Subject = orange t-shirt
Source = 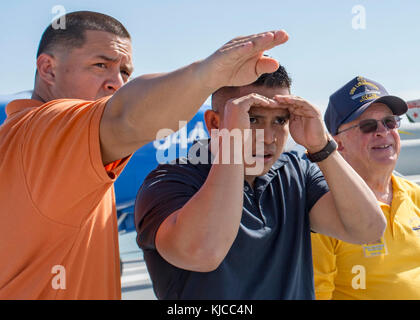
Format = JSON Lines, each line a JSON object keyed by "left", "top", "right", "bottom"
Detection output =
{"left": 0, "top": 97, "right": 130, "bottom": 299}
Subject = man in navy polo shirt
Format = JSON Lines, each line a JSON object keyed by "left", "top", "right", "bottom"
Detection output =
{"left": 134, "top": 66, "right": 386, "bottom": 299}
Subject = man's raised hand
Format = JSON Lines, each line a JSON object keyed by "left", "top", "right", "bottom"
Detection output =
{"left": 221, "top": 93, "right": 280, "bottom": 131}
{"left": 199, "top": 30, "right": 289, "bottom": 91}
{"left": 274, "top": 95, "right": 329, "bottom": 153}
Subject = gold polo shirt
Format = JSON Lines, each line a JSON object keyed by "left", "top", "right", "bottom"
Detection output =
{"left": 311, "top": 175, "right": 420, "bottom": 300}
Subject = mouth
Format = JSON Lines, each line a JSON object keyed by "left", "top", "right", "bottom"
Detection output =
{"left": 253, "top": 152, "right": 274, "bottom": 163}
{"left": 371, "top": 144, "right": 392, "bottom": 150}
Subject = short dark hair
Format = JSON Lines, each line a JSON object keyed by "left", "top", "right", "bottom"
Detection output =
{"left": 252, "top": 64, "right": 292, "bottom": 89}
{"left": 36, "top": 11, "right": 130, "bottom": 57}
{"left": 211, "top": 64, "right": 292, "bottom": 111}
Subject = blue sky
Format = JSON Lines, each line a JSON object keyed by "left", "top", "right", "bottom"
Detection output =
{"left": 0, "top": 0, "right": 419, "bottom": 112}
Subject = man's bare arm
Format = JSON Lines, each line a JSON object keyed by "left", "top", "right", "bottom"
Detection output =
{"left": 100, "top": 30, "right": 289, "bottom": 165}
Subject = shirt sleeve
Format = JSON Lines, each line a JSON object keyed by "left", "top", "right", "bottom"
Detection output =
{"left": 21, "top": 97, "right": 130, "bottom": 227}
{"left": 311, "top": 233, "right": 338, "bottom": 300}
{"left": 135, "top": 164, "right": 202, "bottom": 251}
{"left": 303, "top": 159, "right": 330, "bottom": 212}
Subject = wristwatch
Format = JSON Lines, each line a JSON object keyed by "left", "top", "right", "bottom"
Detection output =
{"left": 306, "top": 139, "right": 338, "bottom": 162}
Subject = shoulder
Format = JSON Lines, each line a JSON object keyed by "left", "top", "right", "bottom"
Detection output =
{"left": 274, "top": 151, "right": 318, "bottom": 175}
{"left": 393, "top": 175, "right": 420, "bottom": 193}
{"left": 143, "top": 139, "right": 213, "bottom": 188}
{"left": 34, "top": 97, "right": 111, "bottom": 117}
{"left": 393, "top": 175, "right": 420, "bottom": 202}
{"left": 135, "top": 159, "right": 209, "bottom": 226}
{"left": 141, "top": 158, "right": 211, "bottom": 193}
{"left": 7, "top": 97, "right": 111, "bottom": 135}
{"left": 272, "top": 152, "right": 329, "bottom": 203}
{"left": 20, "top": 97, "right": 112, "bottom": 143}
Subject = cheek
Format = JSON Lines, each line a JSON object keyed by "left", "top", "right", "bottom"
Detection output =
{"left": 58, "top": 68, "right": 87, "bottom": 88}
{"left": 359, "top": 137, "right": 371, "bottom": 151}
{"left": 75, "top": 72, "right": 105, "bottom": 91}
{"left": 276, "top": 125, "right": 289, "bottom": 141}
{"left": 392, "top": 131, "right": 401, "bottom": 152}
{"left": 61, "top": 74, "right": 103, "bottom": 100}
{"left": 341, "top": 136, "right": 367, "bottom": 157}
{"left": 273, "top": 128, "right": 288, "bottom": 153}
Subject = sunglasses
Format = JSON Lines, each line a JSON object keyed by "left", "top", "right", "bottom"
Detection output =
{"left": 337, "top": 115, "right": 401, "bottom": 134}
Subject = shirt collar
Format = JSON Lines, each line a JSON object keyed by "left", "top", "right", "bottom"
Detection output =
{"left": 387, "top": 174, "right": 413, "bottom": 218}
{"left": 253, "top": 155, "right": 289, "bottom": 188}
{"left": 189, "top": 139, "right": 290, "bottom": 190}
{"left": 390, "top": 174, "right": 408, "bottom": 202}
{"left": 391, "top": 174, "right": 405, "bottom": 194}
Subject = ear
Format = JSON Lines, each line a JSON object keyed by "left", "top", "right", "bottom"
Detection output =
{"left": 204, "top": 109, "right": 220, "bottom": 133}
{"left": 36, "top": 53, "right": 56, "bottom": 86}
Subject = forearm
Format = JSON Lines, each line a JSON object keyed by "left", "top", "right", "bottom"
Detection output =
{"left": 110, "top": 61, "right": 212, "bottom": 140}
{"left": 100, "top": 61, "right": 214, "bottom": 164}
{"left": 317, "top": 151, "right": 386, "bottom": 242}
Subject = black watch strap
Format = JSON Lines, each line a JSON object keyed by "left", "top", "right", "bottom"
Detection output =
{"left": 306, "top": 139, "right": 338, "bottom": 162}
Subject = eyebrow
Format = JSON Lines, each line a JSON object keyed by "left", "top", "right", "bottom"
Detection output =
{"left": 94, "top": 55, "right": 134, "bottom": 74}
{"left": 95, "top": 54, "right": 118, "bottom": 62}
{"left": 249, "top": 113, "right": 289, "bottom": 119}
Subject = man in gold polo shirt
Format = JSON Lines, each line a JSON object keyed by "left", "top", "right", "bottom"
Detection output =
{"left": 311, "top": 76, "right": 420, "bottom": 300}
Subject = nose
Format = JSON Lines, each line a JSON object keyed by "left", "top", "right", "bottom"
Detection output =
{"left": 263, "top": 126, "right": 277, "bottom": 145}
{"left": 375, "top": 119, "right": 389, "bottom": 136}
{"left": 104, "top": 72, "right": 125, "bottom": 94}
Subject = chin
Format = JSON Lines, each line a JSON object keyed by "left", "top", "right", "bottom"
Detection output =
{"left": 245, "top": 164, "right": 271, "bottom": 178}
{"left": 370, "top": 157, "right": 398, "bottom": 170}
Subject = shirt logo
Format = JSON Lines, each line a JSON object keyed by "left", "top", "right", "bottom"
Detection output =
{"left": 409, "top": 217, "right": 420, "bottom": 237}
{"left": 362, "top": 237, "right": 388, "bottom": 258}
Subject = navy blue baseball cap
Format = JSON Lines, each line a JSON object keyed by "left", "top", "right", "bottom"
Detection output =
{"left": 325, "top": 76, "right": 408, "bottom": 135}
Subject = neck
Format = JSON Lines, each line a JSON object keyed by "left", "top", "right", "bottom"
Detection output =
{"left": 31, "top": 91, "right": 46, "bottom": 103}
{"left": 363, "top": 173, "right": 393, "bottom": 205}
{"left": 32, "top": 78, "right": 53, "bottom": 103}
{"left": 244, "top": 175, "right": 256, "bottom": 188}
{"left": 343, "top": 155, "right": 395, "bottom": 205}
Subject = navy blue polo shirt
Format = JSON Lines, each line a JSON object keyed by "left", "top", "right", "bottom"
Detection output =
{"left": 135, "top": 141, "right": 329, "bottom": 299}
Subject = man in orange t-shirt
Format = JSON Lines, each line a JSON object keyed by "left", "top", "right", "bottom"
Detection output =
{"left": 0, "top": 11, "right": 289, "bottom": 299}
